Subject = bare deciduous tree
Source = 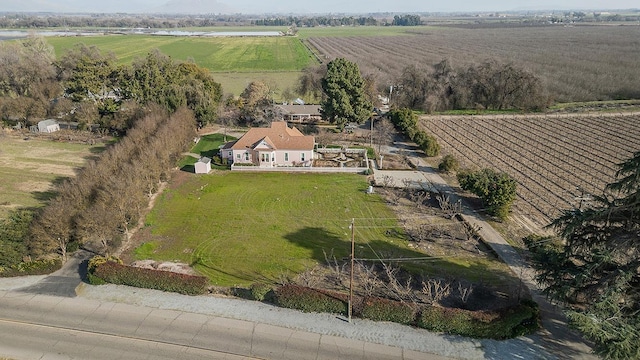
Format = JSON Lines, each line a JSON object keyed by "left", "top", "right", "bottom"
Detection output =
{"left": 458, "top": 283, "right": 474, "bottom": 305}
{"left": 421, "top": 278, "right": 451, "bottom": 304}
{"left": 436, "top": 194, "right": 462, "bottom": 219}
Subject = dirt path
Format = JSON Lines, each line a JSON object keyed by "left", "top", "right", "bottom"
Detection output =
{"left": 114, "top": 181, "right": 167, "bottom": 257}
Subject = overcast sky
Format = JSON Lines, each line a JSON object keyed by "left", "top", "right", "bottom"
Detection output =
{"left": 232, "top": 0, "right": 638, "bottom": 13}
{"left": 3, "top": 0, "right": 638, "bottom": 14}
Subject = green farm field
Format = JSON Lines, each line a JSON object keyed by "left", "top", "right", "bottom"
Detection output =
{"left": 48, "top": 35, "right": 314, "bottom": 71}
{"left": 134, "top": 172, "right": 515, "bottom": 287}
{"left": 44, "top": 26, "right": 418, "bottom": 96}
{"left": 47, "top": 35, "right": 316, "bottom": 96}
{"left": 0, "top": 135, "right": 104, "bottom": 219}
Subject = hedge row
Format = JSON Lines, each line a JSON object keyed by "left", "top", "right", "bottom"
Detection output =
{"left": 91, "top": 260, "right": 208, "bottom": 295}
{"left": 387, "top": 107, "right": 440, "bottom": 157}
{"left": 417, "top": 299, "right": 539, "bottom": 339}
{"left": 273, "top": 284, "right": 539, "bottom": 339}
{"left": 0, "top": 258, "right": 61, "bottom": 277}
{"left": 361, "top": 296, "right": 416, "bottom": 325}
{"left": 274, "top": 284, "right": 348, "bottom": 314}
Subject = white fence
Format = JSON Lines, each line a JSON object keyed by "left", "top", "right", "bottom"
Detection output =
{"left": 230, "top": 165, "right": 369, "bottom": 173}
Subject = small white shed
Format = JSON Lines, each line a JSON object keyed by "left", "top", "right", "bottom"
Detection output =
{"left": 194, "top": 157, "right": 211, "bottom": 174}
{"left": 37, "top": 119, "right": 60, "bottom": 133}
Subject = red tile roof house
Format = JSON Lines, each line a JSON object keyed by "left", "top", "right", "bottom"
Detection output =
{"left": 221, "top": 122, "right": 315, "bottom": 169}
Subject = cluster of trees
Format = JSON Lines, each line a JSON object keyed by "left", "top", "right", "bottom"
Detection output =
{"left": 533, "top": 151, "right": 640, "bottom": 359}
{"left": 254, "top": 16, "right": 380, "bottom": 27}
{"left": 27, "top": 107, "right": 196, "bottom": 258}
{"left": 0, "top": 14, "right": 253, "bottom": 29}
{"left": 254, "top": 14, "right": 422, "bottom": 27}
{"left": 215, "top": 80, "right": 289, "bottom": 129}
{"left": 0, "top": 13, "right": 427, "bottom": 30}
{"left": 457, "top": 168, "right": 517, "bottom": 220}
{"left": 391, "top": 15, "right": 422, "bottom": 26}
{"left": 0, "top": 37, "right": 60, "bottom": 124}
{"left": 0, "top": 38, "right": 222, "bottom": 131}
{"left": 298, "top": 57, "right": 548, "bottom": 126}
{"left": 393, "top": 59, "right": 549, "bottom": 113}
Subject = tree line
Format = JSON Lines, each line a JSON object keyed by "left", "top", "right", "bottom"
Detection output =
{"left": 27, "top": 106, "right": 196, "bottom": 259}
{"left": 1, "top": 12, "right": 638, "bottom": 30}
{"left": 0, "top": 38, "right": 222, "bottom": 131}
{"left": 393, "top": 59, "right": 549, "bottom": 113}
{"left": 0, "top": 14, "right": 255, "bottom": 29}
{"left": 253, "top": 16, "right": 380, "bottom": 27}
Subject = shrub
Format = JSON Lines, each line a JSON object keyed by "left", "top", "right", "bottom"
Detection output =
{"left": 87, "top": 255, "right": 123, "bottom": 274}
{"left": 249, "top": 282, "right": 273, "bottom": 302}
{"left": 417, "top": 306, "right": 475, "bottom": 334}
{"left": 438, "top": 155, "right": 459, "bottom": 173}
{"left": 480, "top": 299, "right": 540, "bottom": 339}
{"left": 0, "top": 258, "right": 61, "bottom": 277}
{"left": 388, "top": 108, "right": 417, "bottom": 132}
{"left": 457, "top": 168, "right": 517, "bottom": 220}
{"left": 273, "top": 284, "right": 347, "bottom": 315}
{"left": 361, "top": 297, "right": 416, "bottom": 325}
{"left": 416, "top": 300, "right": 539, "bottom": 339}
{"left": 92, "top": 261, "right": 208, "bottom": 295}
{"left": 87, "top": 255, "right": 123, "bottom": 285}
{"left": 418, "top": 134, "right": 440, "bottom": 157}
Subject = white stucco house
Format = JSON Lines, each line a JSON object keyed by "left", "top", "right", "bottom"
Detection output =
{"left": 37, "top": 119, "right": 60, "bottom": 133}
{"left": 194, "top": 157, "right": 211, "bottom": 174}
{"left": 221, "top": 122, "right": 315, "bottom": 168}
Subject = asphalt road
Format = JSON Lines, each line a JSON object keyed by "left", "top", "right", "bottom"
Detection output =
{"left": 0, "top": 290, "right": 445, "bottom": 360}
{"left": 0, "top": 318, "right": 256, "bottom": 360}
{"left": 16, "top": 250, "right": 91, "bottom": 298}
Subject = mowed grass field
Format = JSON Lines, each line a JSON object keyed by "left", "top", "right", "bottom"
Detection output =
{"left": 136, "top": 172, "right": 516, "bottom": 287}
{"left": 46, "top": 35, "right": 316, "bottom": 96}
{"left": 44, "top": 26, "right": 417, "bottom": 96}
{"left": 0, "top": 135, "right": 104, "bottom": 219}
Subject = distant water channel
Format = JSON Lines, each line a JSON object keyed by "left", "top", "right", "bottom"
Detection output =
{"left": 0, "top": 29, "right": 283, "bottom": 40}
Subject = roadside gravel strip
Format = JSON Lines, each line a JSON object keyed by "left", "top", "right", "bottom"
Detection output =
{"left": 68, "top": 283, "right": 554, "bottom": 360}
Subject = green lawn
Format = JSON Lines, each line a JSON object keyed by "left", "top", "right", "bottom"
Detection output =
{"left": 140, "top": 172, "right": 399, "bottom": 285}
{"left": 192, "top": 133, "right": 228, "bottom": 154}
{"left": 138, "top": 172, "right": 516, "bottom": 287}
{"left": 179, "top": 133, "right": 236, "bottom": 171}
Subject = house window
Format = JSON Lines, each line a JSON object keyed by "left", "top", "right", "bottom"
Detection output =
{"left": 245, "top": 153, "right": 249, "bottom": 161}
{"left": 285, "top": 153, "right": 288, "bottom": 161}
{"left": 301, "top": 153, "right": 305, "bottom": 161}
{"left": 236, "top": 153, "right": 240, "bottom": 159}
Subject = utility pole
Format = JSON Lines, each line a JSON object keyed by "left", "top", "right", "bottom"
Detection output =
{"left": 370, "top": 117, "right": 374, "bottom": 148}
{"left": 348, "top": 218, "right": 355, "bottom": 323}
